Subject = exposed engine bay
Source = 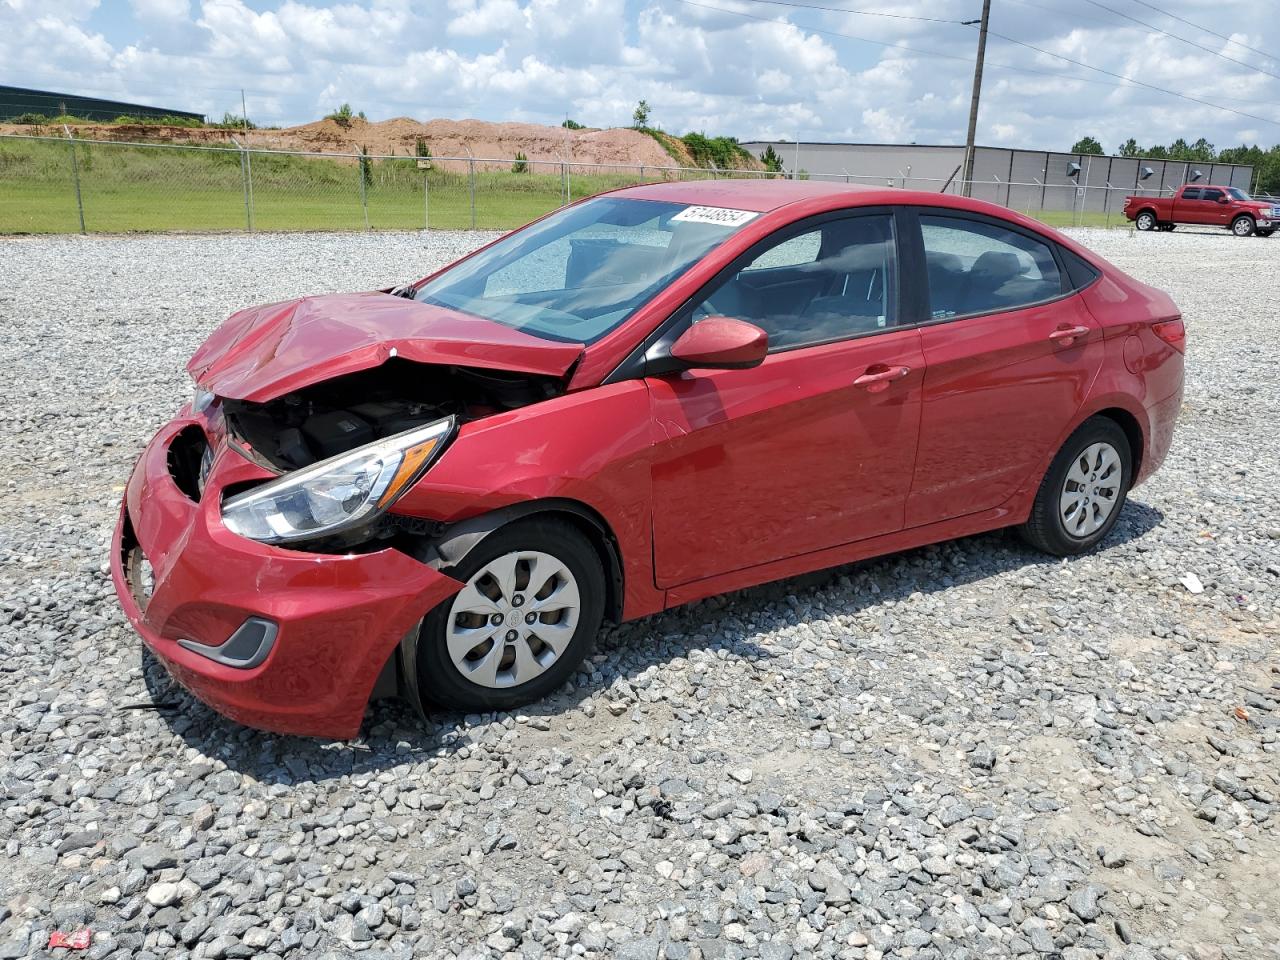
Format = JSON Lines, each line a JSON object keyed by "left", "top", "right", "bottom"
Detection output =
{"left": 222, "top": 358, "right": 563, "bottom": 471}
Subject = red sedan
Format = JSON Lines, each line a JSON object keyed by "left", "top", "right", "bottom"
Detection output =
{"left": 112, "top": 180, "right": 1185, "bottom": 737}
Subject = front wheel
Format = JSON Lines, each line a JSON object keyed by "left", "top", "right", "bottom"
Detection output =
{"left": 416, "top": 518, "right": 604, "bottom": 711}
{"left": 1020, "top": 417, "right": 1132, "bottom": 557}
{"left": 1232, "top": 215, "right": 1256, "bottom": 237}
{"left": 1134, "top": 211, "right": 1156, "bottom": 231}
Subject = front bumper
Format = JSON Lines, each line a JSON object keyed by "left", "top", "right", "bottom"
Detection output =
{"left": 110, "top": 414, "right": 464, "bottom": 738}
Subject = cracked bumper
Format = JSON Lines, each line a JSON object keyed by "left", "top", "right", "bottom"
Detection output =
{"left": 109, "top": 415, "right": 463, "bottom": 738}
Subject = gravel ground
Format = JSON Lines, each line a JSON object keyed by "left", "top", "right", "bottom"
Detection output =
{"left": 0, "top": 226, "right": 1277, "bottom": 960}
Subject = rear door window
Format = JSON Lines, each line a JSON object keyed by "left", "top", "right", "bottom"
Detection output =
{"left": 918, "top": 215, "right": 1063, "bottom": 320}
{"left": 1181, "top": 188, "right": 1202, "bottom": 200}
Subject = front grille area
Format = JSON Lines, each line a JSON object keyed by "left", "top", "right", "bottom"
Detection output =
{"left": 167, "top": 426, "right": 209, "bottom": 501}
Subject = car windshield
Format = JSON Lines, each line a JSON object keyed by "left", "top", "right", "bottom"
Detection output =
{"left": 413, "top": 197, "right": 754, "bottom": 343}
{"left": 1229, "top": 188, "right": 1252, "bottom": 201}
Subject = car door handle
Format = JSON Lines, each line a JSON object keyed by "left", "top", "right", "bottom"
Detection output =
{"left": 1048, "top": 325, "right": 1090, "bottom": 346}
{"left": 854, "top": 365, "right": 911, "bottom": 393}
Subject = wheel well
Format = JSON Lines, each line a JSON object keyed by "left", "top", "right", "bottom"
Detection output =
{"left": 535, "top": 507, "right": 625, "bottom": 625}
{"left": 1136, "top": 207, "right": 1157, "bottom": 219}
{"left": 424, "top": 499, "right": 625, "bottom": 624}
{"left": 1094, "top": 408, "right": 1144, "bottom": 478}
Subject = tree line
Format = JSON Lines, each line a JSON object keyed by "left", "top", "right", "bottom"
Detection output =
{"left": 1071, "top": 136, "right": 1279, "bottom": 193}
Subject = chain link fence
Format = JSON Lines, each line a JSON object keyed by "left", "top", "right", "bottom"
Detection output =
{"left": 1, "top": 132, "right": 1161, "bottom": 235}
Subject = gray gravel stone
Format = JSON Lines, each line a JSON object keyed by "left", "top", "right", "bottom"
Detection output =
{"left": 1, "top": 227, "right": 1277, "bottom": 959}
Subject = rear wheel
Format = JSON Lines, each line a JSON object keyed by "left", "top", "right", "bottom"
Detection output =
{"left": 1232, "top": 215, "right": 1256, "bottom": 237}
{"left": 1134, "top": 210, "right": 1157, "bottom": 232}
{"left": 1020, "top": 417, "right": 1132, "bottom": 557}
{"left": 416, "top": 518, "right": 604, "bottom": 711}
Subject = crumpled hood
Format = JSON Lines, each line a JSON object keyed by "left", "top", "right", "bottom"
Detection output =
{"left": 188, "top": 292, "right": 584, "bottom": 402}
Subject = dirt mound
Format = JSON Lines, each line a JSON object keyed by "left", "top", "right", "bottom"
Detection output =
{"left": 0, "top": 116, "right": 757, "bottom": 173}
{"left": 260, "top": 116, "right": 686, "bottom": 171}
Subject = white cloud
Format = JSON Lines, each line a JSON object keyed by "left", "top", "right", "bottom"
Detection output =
{"left": 130, "top": 0, "right": 189, "bottom": 20}
{"left": 1, "top": 0, "right": 1276, "bottom": 158}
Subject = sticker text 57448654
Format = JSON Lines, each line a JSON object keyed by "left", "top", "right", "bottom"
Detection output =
{"left": 670, "top": 206, "right": 760, "bottom": 227}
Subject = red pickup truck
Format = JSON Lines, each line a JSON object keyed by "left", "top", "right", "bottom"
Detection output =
{"left": 1123, "top": 185, "right": 1278, "bottom": 237}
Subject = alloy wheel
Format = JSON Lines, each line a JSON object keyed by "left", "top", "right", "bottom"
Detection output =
{"left": 445, "top": 550, "right": 581, "bottom": 689}
{"left": 1059, "top": 441, "right": 1122, "bottom": 538}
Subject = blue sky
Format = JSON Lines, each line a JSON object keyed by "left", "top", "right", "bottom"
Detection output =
{"left": 3, "top": 0, "right": 1277, "bottom": 151}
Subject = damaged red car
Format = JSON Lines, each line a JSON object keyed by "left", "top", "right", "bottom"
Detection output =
{"left": 112, "top": 180, "right": 1185, "bottom": 737}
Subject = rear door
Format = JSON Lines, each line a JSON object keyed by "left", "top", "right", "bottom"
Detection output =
{"left": 1174, "top": 187, "right": 1210, "bottom": 224}
{"left": 646, "top": 210, "right": 925, "bottom": 587}
{"left": 903, "top": 209, "right": 1104, "bottom": 528}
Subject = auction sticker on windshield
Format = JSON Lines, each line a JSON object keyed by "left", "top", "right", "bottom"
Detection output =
{"left": 670, "top": 205, "right": 760, "bottom": 227}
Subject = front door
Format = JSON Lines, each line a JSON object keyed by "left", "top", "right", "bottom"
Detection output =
{"left": 1197, "top": 187, "right": 1230, "bottom": 225}
{"left": 905, "top": 210, "right": 1105, "bottom": 528}
{"left": 647, "top": 212, "right": 926, "bottom": 588}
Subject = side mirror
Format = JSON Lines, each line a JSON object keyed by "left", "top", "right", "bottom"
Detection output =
{"left": 668, "top": 317, "right": 768, "bottom": 370}
{"left": 1218, "top": 196, "right": 1230, "bottom": 204}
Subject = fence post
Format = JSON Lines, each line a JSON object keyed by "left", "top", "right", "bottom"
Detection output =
{"left": 246, "top": 148, "right": 255, "bottom": 231}
{"left": 63, "top": 125, "right": 86, "bottom": 234}
{"left": 561, "top": 160, "right": 569, "bottom": 206}
{"left": 358, "top": 148, "right": 370, "bottom": 230}
{"left": 468, "top": 157, "right": 477, "bottom": 229}
{"left": 423, "top": 172, "right": 430, "bottom": 231}
{"left": 232, "top": 137, "right": 252, "bottom": 232}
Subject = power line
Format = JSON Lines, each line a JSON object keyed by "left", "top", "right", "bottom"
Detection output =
{"left": 679, "top": 0, "right": 1280, "bottom": 124}
{"left": 996, "top": 0, "right": 1280, "bottom": 107}
{"left": 1079, "top": 0, "right": 1280, "bottom": 84}
{"left": 1124, "top": 0, "right": 1273, "bottom": 63}
{"left": 977, "top": 24, "right": 1280, "bottom": 128}
{"left": 732, "top": 0, "right": 969, "bottom": 24}
{"left": 676, "top": 0, "right": 1144, "bottom": 89}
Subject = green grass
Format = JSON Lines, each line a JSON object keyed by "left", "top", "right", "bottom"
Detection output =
{"left": 0, "top": 136, "right": 1135, "bottom": 234}
{"left": 1018, "top": 209, "right": 1128, "bottom": 229}
{"left": 0, "top": 137, "right": 661, "bottom": 234}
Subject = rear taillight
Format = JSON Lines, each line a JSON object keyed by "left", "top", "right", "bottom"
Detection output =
{"left": 1152, "top": 318, "right": 1185, "bottom": 353}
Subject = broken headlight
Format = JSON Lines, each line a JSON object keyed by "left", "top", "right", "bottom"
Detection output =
{"left": 192, "top": 384, "right": 217, "bottom": 416}
{"left": 220, "top": 418, "right": 454, "bottom": 544}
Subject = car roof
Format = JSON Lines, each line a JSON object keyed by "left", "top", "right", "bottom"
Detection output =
{"left": 615, "top": 178, "right": 895, "bottom": 213}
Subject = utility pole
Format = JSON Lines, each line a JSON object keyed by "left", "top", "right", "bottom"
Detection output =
{"left": 962, "top": 0, "right": 991, "bottom": 197}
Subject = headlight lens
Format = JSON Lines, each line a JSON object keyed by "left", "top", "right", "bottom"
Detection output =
{"left": 192, "top": 384, "right": 216, "bottom": 416}
{"left": 220, "top": 417, "right": 454, "bottom": 544}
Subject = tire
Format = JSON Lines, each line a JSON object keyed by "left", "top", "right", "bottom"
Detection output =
{"left": 1134, "top": 210, "right": 1156, "bottom": 232}
{"left": 416, "top": 517, "right": 604, "bottom": 711}
{"left": 1231, "top": 215, "right": 1256, "bottom": 237}
{"left": 1019, "top": 417, "right": 1132, "bottom": 557}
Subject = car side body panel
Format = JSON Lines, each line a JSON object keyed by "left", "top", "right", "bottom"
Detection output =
{"left": 647, "top": 328, "right": 926, "bottom": 587}
{"left": 390, "top": 380, "right": 667, "bottom": 620}
{"left": 906, "top": 294, "right": 1104, "bottom": 528}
